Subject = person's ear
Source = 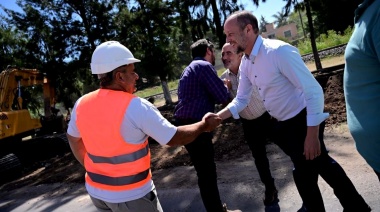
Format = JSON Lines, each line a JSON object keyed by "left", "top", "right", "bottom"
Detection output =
{"left": 246, "top": 24, "right": 252, "bottom": 34}
{"left": 115, "top": 71, "right": 124, "bottom": 82}
{"left": 206, "top": 48, "right": 212, "bottom": 56}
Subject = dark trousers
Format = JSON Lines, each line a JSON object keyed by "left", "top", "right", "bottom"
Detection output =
{"left": 241, "top": 112, "right": 275, "bottom": 189}
{"left": 176, "top": 118, "right": 223, "bottom": 212}
{"left": 273, "top": 109, "right": 370, "bottom": 212}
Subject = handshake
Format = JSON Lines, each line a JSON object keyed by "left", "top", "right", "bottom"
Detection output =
{"left": 201, "top": 112, "right": 223, "bottom": 132}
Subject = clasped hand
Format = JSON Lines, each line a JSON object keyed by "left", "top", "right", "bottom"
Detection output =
{"left": 202, "top": 112, "right": 222, "bottom": 132}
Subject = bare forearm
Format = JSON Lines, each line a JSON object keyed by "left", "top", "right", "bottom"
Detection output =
{"left": 67, "top": 134, "right": 86, "bottom": 166}
{"left": 217, "top": 107, "right": 232, "bottom": 120}
{"left": 306, "top": 125, "right": 319, "bottom": 139}
{"left": 304, "top": 125, "right": 321, "bottom": 160}
{"left": 167, "top": 113, "right": 222, "bottom": 146}
{"left": 167, "top": 122, "right": 206, "bottom": 146}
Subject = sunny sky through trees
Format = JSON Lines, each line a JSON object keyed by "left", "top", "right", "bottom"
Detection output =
{"left": 0, "top": 0, "right": 289, "bottom": 24}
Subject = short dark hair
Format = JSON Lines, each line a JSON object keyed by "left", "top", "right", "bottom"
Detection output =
{"left": 99, "top": 65, "right": 128, "bottom": 88}
{"left": 230, "top": 10, "right": 259, "bottom": 34}
{"left": 190, "top": 38, "right": 214, "bottom": 59}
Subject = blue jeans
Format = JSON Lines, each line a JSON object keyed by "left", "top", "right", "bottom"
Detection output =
{"left": 273, "top": 109, "right": 370, "bottom": 212}
{"left": 176, "top": 118, "right": 223, "bottom": 212}
{"left": 241, "top": 112, "right": 275, "bottom": 189}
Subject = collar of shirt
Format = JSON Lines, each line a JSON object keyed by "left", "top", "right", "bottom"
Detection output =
{"left": 354, "top": 0, "right": 374, "bottom": 22}
{"left": 226, "top": 69, "right": 238, "bottom": 77}
{"left": 243, "top": 35, "right": 263, "bottom": 64}
{"left": 193, "top": 57, "right": 206, "bottom": 61}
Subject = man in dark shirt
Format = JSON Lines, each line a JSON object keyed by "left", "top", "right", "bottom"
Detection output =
{"left": 174, "top": 39, "right": 239, "bottom": 212}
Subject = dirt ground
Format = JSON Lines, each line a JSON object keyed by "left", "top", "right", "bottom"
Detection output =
{"left": 0, "top": 72, "right": 348, "bottom": 196}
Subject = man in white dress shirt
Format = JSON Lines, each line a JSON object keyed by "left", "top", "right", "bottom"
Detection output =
{"left": 217, "top": 11, "right": 371, "bottom": 212}
{"left": 220, "top": 42, "right": 278, "bottom": 206}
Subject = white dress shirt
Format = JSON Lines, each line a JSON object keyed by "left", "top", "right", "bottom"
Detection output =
{"left": 226, "top": 35, "right": 329, "bottom": 126}
{"left": 220, "top": 69, "right": 266, "bottom": 119}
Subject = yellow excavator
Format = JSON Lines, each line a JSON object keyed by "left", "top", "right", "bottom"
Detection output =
{"left": 0, "top": 66, "right": 67, "bottom": 181}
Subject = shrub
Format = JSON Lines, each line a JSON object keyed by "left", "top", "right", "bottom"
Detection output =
{"left": 296, "top": 26, "right": 353, "bottom": 55}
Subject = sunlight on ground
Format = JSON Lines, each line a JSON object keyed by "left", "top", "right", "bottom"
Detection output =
{"left": 306, "top": 55, "right": 345, "bottom": 71}
{"left": 154, "top": 95, "right": 178, "bottom": 107}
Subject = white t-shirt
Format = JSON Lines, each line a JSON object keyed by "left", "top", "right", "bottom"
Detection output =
{"left": 67, "top": 96, "right": 177, "bottom": 203}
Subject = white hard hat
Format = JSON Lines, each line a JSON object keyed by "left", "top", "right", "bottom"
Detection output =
{"left": 90, "top": 41, "right": 141, "bottom": 74}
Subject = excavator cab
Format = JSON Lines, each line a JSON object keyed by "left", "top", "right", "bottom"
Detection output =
{"left": 0, "top": 67, "right": 65, "bottom": 148}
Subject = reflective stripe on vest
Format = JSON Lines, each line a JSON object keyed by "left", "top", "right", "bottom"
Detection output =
{"left": 76, "top": 89, "right": 152, "bottom": 191}
{"left": 87, "top": 168, "right": 149, "bottom": 186}
{"left": 88, "top": 145, "right": 149, "bottom": 164}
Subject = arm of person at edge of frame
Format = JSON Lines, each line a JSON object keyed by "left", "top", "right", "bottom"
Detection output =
{"left": 167, "top": 112, "right": 221, "bottom": 146}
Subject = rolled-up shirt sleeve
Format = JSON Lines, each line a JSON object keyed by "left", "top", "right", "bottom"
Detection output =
{"left": 276, "top": 45, "right": 329, "bottom": 126}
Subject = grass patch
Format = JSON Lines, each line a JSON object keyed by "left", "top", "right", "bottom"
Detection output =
{"left": 135, "top": 81, "right": 179, "bottom": 98}
{"left": 305, "top": 55, "right": 345, "bottom": 71}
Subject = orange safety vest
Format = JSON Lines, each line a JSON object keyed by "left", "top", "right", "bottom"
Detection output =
{"left": 76, "top": 89, "right": 151, "bottom": 191}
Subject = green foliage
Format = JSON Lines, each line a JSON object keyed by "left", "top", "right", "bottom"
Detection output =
{"left": 296, "top": 26, "right": 353, "bottom": 55}
{"left": 138, "top": 26, "right": 353, "bottom": 98}
{"left": 309, "top": 0, "right": 362, "bottom": 36}
{"left": 0, "top": 25, "right": 28, "bottom": 69}
{"left": 259, "top": 15, "right": 269, "bottom": 33}
{"left": 288, "top": 8, "right": 308, "bottom": 39}
{"left": 0, "top": 0, "right": 357, "bottom": 106}
{"left": 272, "top": 11, "right": 288, "bottom": 27}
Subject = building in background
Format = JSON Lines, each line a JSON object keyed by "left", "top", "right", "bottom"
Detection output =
{"left": 261, "top": 23, "right": 298, "bottom": 41}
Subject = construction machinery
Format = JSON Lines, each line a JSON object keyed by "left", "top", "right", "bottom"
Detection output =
{"left": 0, "top": 66, "right": 67, "bottom": 181}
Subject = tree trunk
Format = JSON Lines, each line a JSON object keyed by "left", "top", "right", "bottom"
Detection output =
{"left": 161, "top": 80, "right": 173, "bottom": 105}
{"left": 209, "top": 0, "right": 225, "bottom": 48}
{"left": 298, "top": 9, "right": 307, "bottom": 38}
{"left": 305, "top": 0, "right": 322, "bottom": 71}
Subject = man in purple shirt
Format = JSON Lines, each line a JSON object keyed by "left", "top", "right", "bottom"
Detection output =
{"left": 174, "top": 39, "right": 239, "bottom": 212}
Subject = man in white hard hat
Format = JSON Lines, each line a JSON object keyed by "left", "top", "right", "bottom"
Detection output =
{"left": 66, "top": 41, "right": 222, "bottom": 212}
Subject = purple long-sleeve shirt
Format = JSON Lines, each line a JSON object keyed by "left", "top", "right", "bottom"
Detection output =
{"left": 174, "top": 58, "right": 230, "bottom": 121}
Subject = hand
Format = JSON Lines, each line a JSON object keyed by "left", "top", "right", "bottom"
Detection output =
{"left": 202, "top": 112, "right": 222, "bottom": 132}
{"left": 223, "top": 78, "right": 232, "bottom": 90}
{"left": 303, "top": 126, "right": 321, "bottom": 160}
